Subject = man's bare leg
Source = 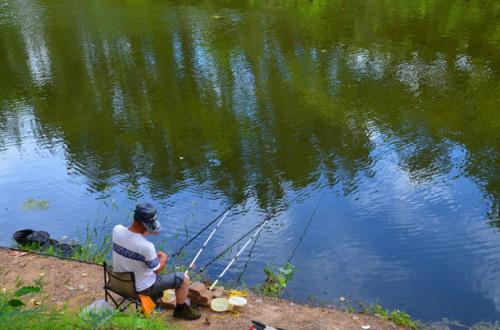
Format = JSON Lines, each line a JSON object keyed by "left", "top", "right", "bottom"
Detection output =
{"left": 175, "top": 273, "right": 190, "bottom": 304}
{"left": 173, "top": 273, "right": 201, "bottom": 320}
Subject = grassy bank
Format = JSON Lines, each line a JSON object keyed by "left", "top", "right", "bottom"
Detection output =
{"left": 1, "top": 247, "right": 403, "bottom": 330}
{"left": 0, "top": 278, "right": 171, "bottom": 330}
{"left": 14, "top": 240, "right": 421, "bottom": 329}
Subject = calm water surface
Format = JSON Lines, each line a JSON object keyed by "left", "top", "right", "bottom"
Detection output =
{"left": 0, "top": 0, "right": 499, "bottom": 324}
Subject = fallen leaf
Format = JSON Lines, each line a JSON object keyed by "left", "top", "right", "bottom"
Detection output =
{"left": 81, "top": 273, "right": 88, "bottom": 277}
{"left": 29, "top": 298, "right": 41, "bottom": 306}
{"left": 9, "top": 251, "right": 28, "bottom": 257}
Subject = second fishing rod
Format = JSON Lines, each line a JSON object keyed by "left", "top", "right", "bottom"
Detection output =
{"left": 171, "top": 201, "right": 239, "bottom": 258}
{"left": 191, "top": 189, "right": 311, "bottom": 280}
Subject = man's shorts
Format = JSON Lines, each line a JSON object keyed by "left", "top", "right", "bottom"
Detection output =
{"left": 139, "top": 272, "right": 185, "bottom": 301}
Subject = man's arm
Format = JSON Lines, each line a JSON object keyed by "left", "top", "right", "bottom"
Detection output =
{"left": 155, "top": 251, "right": 168, "bottom": 274}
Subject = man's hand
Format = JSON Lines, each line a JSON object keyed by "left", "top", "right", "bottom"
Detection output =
{"left": 154, "top": 251, "right": 168, "bottom": 274}
{"left": 157, "top": 251, "right": 169, "bottom": 263}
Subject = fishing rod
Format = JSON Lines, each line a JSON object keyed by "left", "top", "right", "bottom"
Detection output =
{"left": 209, "top": 220, "right": 268, "bottom": 290}
{"left": 192, "top": 215, "right": 271, "bottom": 277}
{"left": 185, "top": 210, "right": 230, "bottom": 274}
{"left": 171, "top": 201, "right": 238, "bottom": 258}
{"left": 235, "top": 190, "right": 325, "bottom": 283}
{"left": 192, "top": 189, "right": 314, "bottom": 277}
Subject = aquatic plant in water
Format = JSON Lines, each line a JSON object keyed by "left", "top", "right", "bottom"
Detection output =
{"left": 21, "top": 198, "right": 50, "bottom": 211}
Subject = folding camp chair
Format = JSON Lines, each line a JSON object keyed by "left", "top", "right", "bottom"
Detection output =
{"left": 103, "top": 261, "right": 141, "bottom": 311}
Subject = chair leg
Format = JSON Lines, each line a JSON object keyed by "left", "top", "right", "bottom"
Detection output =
{"left": 118, "top": 299, "right": 134, "bottom": 312}
{"left": 107, "top": 293, "right": 121, "bottom": 309}
{"left": 103, "top": 288, "right": 138, "bottom": 312}
{"left": 116, "top": 297, "right": 126, "bottom": 309}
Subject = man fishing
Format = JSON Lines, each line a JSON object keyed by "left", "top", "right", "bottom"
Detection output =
{"left": 111, "top": 202, "right": 201, "bottom": 320}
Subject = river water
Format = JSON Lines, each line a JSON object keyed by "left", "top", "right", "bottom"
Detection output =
{"left": 0, "top": 0, "right": 499, "bottom": 325}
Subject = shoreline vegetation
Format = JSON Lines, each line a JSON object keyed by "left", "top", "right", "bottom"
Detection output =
{"left": 3, "top": 244, "right": 498, "bottom": 329}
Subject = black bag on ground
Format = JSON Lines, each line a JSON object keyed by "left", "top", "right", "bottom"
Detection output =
{"left": 13, "top": 229, "right": 50, "bottom": 246}
{"left": 12, "top": 229, "right": 78, "bottom": 257}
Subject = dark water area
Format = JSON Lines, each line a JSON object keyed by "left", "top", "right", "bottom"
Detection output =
{"left": 0, "top": 0, "right": 499, "bottom": 325}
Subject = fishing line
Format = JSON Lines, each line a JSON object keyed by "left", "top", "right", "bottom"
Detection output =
{"left": 287, "top": 190, "right": 326, "bottom": 263}
{"left": 236, "top": 228, "right": 262, "bottom": 284}
{"left": 236, "top": 189, "right": 326, "bottom": 283}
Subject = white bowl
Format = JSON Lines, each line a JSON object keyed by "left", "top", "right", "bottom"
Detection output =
{"left": 228, "top": 296, "right": 247, "bottom": 307}
{"left": 211, "top": 298, "right": 230, "bottom": 312}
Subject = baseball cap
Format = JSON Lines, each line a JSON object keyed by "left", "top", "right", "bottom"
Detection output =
{"left": 134, "top": 203, "right": 161, "bottom": 233}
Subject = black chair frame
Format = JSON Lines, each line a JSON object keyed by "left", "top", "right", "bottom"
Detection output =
{"left": 103, "top": 261, "right": 141, "bottom": 312}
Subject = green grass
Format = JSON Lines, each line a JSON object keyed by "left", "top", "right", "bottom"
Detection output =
{"left": 0, "top": 280, "right": 173, "bottom": 330}
{"left": 359, "top": 302, "right": 418, "bottom": 330}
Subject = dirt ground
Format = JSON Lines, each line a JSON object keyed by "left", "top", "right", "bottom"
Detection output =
{"left": 0, "top": 247, "right": 400, "bottom": 330}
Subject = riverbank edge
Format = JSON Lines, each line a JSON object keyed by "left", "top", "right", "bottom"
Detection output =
{"left": 0, "top": 246, "right": 402, "bottom": 329}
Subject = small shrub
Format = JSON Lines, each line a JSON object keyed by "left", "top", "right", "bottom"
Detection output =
{"left": 361, "top": 302, "right": 418, "bottom": 330}
{"left": 260, "top": 262, "right": 295, "bottom": 297}
{"left": 390, "top": 310, "right": 418, "bottom": 329}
